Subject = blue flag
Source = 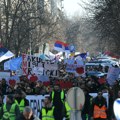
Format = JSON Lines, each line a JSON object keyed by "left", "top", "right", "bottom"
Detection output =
{"left": 4, "top": 57, "right": 22, "bottom": 70}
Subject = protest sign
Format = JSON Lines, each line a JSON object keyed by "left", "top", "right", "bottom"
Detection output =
{"left": 33, "top": 67, "right": 43, "bottom": 75}
{"left": 66, "top": 59, "right": 85, "bottom": 76}
{"left": 44, "top": 61, "right": 59, "bottom": 77}
{"left": 22, "top": 54, "right": 59, "bottom": 77}
{"left": 22, "top": 54, "right": 43, "bottom": 75}
{"left": 107, "top": 66, "right": 120, "bottom": 86}
{"left": 26, "top": 95, "right": 48, "bottom": 116}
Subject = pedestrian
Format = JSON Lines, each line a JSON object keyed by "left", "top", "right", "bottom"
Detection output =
{"left": 39, "top": 96, "right": 55, "bottom": 120}
{"left": 62, "top": 100, "right": 71, "bottom": 120}
{"left": 81, "top": 88, "right": 93, "bottom": 120}
{"left": 50, "top": 84, "right": 65, "bottom": 120}
{"left": 16, "top": 106, "right": 40, "bottom": 120}
{"left": 92, "top": 90, "right": 108, "bottom": 120}
{"left": 14, "top": 89, "right": 29, "bottom": 113}
{"left": 0, "top": 94, "right": 20, "bottom": 120}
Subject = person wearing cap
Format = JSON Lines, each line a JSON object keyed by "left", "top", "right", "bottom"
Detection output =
{"left": 50, "top": 84, "right": 65, "bottom": 120}
{"left": 0, "top": 94, "right": 20, "bottom": 120}
{"left": 14, "top": 89, "right": 29, "bottom": 113}
{"left": 39, "top": 96, "right": 55, "bottom": 120}
{"left": 91, "top": 91, "right": 108, "bottom": 120}
{"left": 16, "top": 106, "right": 40, "bottom": 120}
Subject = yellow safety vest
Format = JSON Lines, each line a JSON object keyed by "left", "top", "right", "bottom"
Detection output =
{"left": 52, "top": 90, "right": 64, "bottom": 103}
{"left": 65, "top": 101, "right": 71, "bottom": 119}
{"left": 15, "top": 99, "right": 25, "bottom": 112}
{"left": 42, "top": 107, "right": 55, "bottom": 120}
{"left": 3, "top": 103, "right": 16, "bottom": 120}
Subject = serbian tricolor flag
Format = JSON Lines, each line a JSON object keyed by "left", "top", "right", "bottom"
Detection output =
{"left": 54, "top": 40, "right": 70, "bottom": 52}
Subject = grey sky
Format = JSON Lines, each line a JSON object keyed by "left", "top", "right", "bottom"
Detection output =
{"left": 63, "top": 0, "right": 90, "bottom": 17}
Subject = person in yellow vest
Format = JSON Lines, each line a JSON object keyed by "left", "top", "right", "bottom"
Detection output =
{"left": 92, "top": 91, "right": 108, "bottom": 120}
{"left": 50, "top": 84, "right": 65, "bottom": 120}
{"left": 62, "top": 100, "right": 83, "bottom": 120}
{"left": 0, "top": 94, "right": 20, "bottom": 120}
{"left": 62, "top": 101, "right": 71, "bottom": 120}
{"left": 14, "top": 89, "right": 29, "bottom": 113}
{"left": 39, "top": 96, "right": 55, "bottom": 120}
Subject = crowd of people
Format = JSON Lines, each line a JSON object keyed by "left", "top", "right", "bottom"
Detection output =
{"left": 0, "top": 61, "right": 120, "bottom": 120}
{"left": 0, "top": 71, "right": 120, "bottom": 120}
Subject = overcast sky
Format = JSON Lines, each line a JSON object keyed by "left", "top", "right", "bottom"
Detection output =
{"left": 63, "top": 0, "right": 90, "bottom": 17}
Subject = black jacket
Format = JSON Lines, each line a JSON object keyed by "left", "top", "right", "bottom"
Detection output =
{"left": 50, "top": 90, "right": 65, "bottom": 109}
{"left": 16, "top": 113, "right": 35, "bottom": 120}
{"left": 82, "top": 93, "right": 93, "bottom": 116}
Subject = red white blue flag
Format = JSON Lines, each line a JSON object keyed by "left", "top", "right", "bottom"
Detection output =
{"left": 54, "top": 40, "right": 70, "bottom": 53}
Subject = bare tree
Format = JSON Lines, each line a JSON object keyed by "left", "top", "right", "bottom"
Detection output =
{"left": 84, "top": 0, "right": 120, "bottom": 54}
{"left": 0, "top": 0, "right": 65, "bottom": 56}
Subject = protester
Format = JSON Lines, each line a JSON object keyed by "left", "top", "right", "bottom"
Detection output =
{"left": 39, "top": 96, "right": 55, "bottom": 120}
{"left": 25, "top": 87, "right": 33, "bottom": 95}
{"left": 14, "top": 89, "right": 29, "bottom": 113}
{"left": 16, "top": 106, "right": 40, "bottom": 120}
{"left": 92, "top": 91, "right": 108, "bottom": 120}
{"left": 50, "top": 84, "right": 65, "bottom": 120}
{"left": 62, "top": 100, "right": 71, "bottom": 120}
{"left": 0, "top": 53, "right": 119, "bottom": 120}
{"left": 82, "top": 88, "right": 93, "bottom": 120}
{"left": 1, "top": 79, "right": 8, "bottom": 95}
{"left": 6, "top": 86, "right": 14, "bottom": 94}
{"left": 0, "top": 94, "right": 20, "bottom": 120}
{"left": 34, "top": 81, "right": 46, "bottom": 95}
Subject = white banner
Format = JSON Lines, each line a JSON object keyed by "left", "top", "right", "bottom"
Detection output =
{"left": 3, "top": 93, "right": 108, "bottom": 116}
{"left": 26, "top": 95, "right": 49, "bottom": 116}
{"left": 33, "top": 67, "right": 43, "bottom": 76}
{"left": 44, "top": 61, "right": 59, "bottom": 77}
{"left": 3, "top": 95, "right": 49, "bottom": 116}
{"left": 22, "top": 54, "right": 58, "bottom": 77}
{"left": 22, "top": 54, "right": 43, "bottom": 75}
